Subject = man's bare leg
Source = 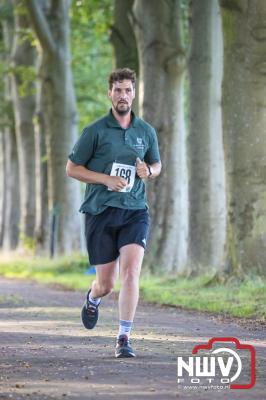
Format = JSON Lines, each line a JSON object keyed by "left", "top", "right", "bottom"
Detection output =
{"left": 115, "top": 243, "right": 144, "bottom": 357}
{"left": 91, "top": 260, "right": 118, "bottom": 298}
{"left": 82, "top": 260, "right": 118, "bottom": 330}
{"left": 118, "top": 243, "right": 144, "bottom": 324}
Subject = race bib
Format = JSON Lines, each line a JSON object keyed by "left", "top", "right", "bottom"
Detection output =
{"left": 108, "top": 162, "right": 136, "bottom": 192}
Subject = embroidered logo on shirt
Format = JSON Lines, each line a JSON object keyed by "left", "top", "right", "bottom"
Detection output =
{"left": 133, "top": 137, "right": 145, "bottom": 150}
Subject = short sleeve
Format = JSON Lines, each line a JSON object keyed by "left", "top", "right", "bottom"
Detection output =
{"left": 68, "top": 127, "right": 97, "bottom": 166}
{"left": 144, "top": 127, "right": 161, "bottom": 165}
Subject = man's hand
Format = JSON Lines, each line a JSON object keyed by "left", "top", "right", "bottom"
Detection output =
{"left": 136, "top": 157, "right": 149, "bottom": 179}
{"left": 105, "top": 175, "right": 127, "bottom": 191}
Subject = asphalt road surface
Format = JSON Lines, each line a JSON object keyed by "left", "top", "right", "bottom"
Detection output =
{"left": 0, "top": 277, "right": 265, "bottom": 400}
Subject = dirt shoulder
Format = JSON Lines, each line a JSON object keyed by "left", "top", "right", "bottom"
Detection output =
{"left": 0, "top": 277, "right": 265, "bottom": 400}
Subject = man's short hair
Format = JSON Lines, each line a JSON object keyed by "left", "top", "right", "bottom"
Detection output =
{"left": 108, "top": 68, "right": 136, "bottom": 89}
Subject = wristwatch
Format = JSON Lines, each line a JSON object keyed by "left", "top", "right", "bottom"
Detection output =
{"left": 147, "top": 165, "right": 153, "bottom": 177}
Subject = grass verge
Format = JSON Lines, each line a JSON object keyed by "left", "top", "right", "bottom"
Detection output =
{"left": 0, "top": 255, "right": 265, "bottom": 320}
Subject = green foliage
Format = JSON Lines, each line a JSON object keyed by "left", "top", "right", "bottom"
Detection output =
{"left": 0, "top": 3, "right": 35, "bottom": 133}
{"left": 0, "top": 2, "right": 13, "bottom": 22}
{"left": 16, "top": 27, "right": 36, "bottom": 47}
{"left": 0, "top": 257, "right": 265, "bottom": 320}
{"left": 0, "top": 0, "right": 114, "bottom": 132}
{"left": 0, "top": 255, "right": 93, "bottom": 291}
{"left": 139, "top": 272, "right": 266, "bottom": 319}
{"left": 220, "top": 3, "right": 237, "bottom": 48}
{"left": 19, "top": 233, "right": 36, "bottom": 252}
{"left": 70, "top": 0, "right": 114, "bottom": 131}
{"left": 9, "top": 65, "right": 36, "bottom": 97}
{"left": 0, "top": 40, "right": 14, "bottom": 130}
{"left": 13, "top": 0, "right": 27, "bottom": 17}
{"left": 180, "top": 0, "right": 190, "bottom": 50}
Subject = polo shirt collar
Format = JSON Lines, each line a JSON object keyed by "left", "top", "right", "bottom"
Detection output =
{"left": 106, "top": 109, "right": 137, "bottom": 128}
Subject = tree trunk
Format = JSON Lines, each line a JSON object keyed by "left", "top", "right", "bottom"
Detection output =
{"left": 188, "top": 0, "right": 226, "bottom": 271}
{"left": 220, "top": 0, "right": 266, "bottom": 271}
{"left": 110, "top": 0, "right": 139, "bottom": 113}
{"left": 0, "top": 36, "right": 5, "bottom": 247}
{"left": 133, "top": 0, "right": 188, "bottom": 273}
{"left": 0, "top": 131, "right": 5, "bottom": 247}
{"left": 2, "top": 127, "right": 20, "bottom": 250}
{"left": 27, "top": 0, "right": 81, "bottom": 254}
{"left": 34, "top": 69, "right": 49, "bottom": 253}
{"left": 2, "top": 16, "right": 20, "bottom": 251}
{"left": 11, "top": 1, "right": 36, "bottom": 249}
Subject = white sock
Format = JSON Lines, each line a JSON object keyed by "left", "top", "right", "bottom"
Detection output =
{"left": 117, "top": 320, "right": 133, "bottom": 338}
{"left": 88, "top": 291, "right": 101, "bottom": 306}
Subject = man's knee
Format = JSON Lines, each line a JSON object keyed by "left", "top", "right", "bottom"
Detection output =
{"left": 98, "top": 280, "right": 115, "bottom": 296}
{"left": 121, "top": 265, "right": 140, "bottom": 284}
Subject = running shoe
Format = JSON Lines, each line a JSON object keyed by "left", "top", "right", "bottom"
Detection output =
{"left": 81, "top": 289, "right": 101, "bottom": 330}
{"left": 115, "top": 335, "right": 136, "bottom": 358}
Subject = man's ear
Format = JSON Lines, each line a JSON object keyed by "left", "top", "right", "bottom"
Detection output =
{"left": 108, "top": 89, "right": 111, "bottom": 98}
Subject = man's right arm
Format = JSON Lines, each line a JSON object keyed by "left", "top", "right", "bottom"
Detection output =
{"left": 66, "top": 160, "right": 127, "bottom": 192}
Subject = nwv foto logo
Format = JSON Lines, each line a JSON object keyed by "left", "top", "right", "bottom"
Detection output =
{"left": 177, "top": 337, "right": 256, "bottom": 390}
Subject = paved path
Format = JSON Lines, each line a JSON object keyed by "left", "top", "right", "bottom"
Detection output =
{"left": 0, "top": 277, "right": 265, "bottom": 399}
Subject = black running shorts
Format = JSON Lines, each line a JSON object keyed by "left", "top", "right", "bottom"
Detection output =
{"left": 85, "top": 207, "right": 150, "bottom": 265}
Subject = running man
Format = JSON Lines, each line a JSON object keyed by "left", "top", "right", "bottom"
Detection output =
{"left": 66, "top": 68, "right": 161, "bottom": 358}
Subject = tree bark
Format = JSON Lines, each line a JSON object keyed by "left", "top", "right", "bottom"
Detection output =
{"left": 220, "top": 0, "right": 266, "bottom": 271}
{"left": 2, "top": 127, "right": 20, "bottom": 250}
{"left": 2, "top": 16, "right": 20, "bottom": 251}
{"left": 188, "top": 0, "right": 226, "bottom": 271}
{"left": 0, "top": 131, "right": 5, "bottom": 247}
{"left": 33, "top": 0, "right": 49, "bottom": 254}
{"left": 133, "top": 0, "right": 188, "bottom": 272}
{"left": 110, "top": 0, "right": 138, "bottom": 72}
{"left": 34, "top": 66, "right": 49, "bottom": 253}
{"left": 110, "top": 0, "right": 139, "bottom": 114}
{"left": 0, "top": 36, "right": 5, "bottom": 247}
{"left": 11, "top": 1, "right": 36, "bottom": 248}
{"left": 26, "top": 0, "right": 81, "bottom": 254}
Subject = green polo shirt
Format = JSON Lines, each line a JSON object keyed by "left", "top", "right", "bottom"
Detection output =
{"left": 68, "top": 110, "right": 160, "bottom": 215}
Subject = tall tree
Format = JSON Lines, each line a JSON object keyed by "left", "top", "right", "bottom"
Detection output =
{"left": 1, "top": 9, "right": 20, "bottom": 250}
{"left": 220, "top": 0, "right": 266, "bottom": 271}
{"left": 11, "top": 0, "right": 36, "bottom": 248}
{"left": 26, "top": 0, "right": 81, "bottom": 254}
{"left": 188, "top": 0, "right": 226, "bottom": 270}
{"left": 110, "top": 0, "right": 139, "bottom": 113}
{"left": 2, "top": 128, "right": 19, "bottom": 250}
{"left": 0, "top": 27, "right": 5, "bottom": 247}
{"left": 110, "top": 0, "right": 138, "bottom": 71}
{"left": 34, "top": 49, "right": 49, "bottom": 253}
{"left": 133, "top": 0, "right": 188, "bottom": 272}
{"left": 70, "top": 0, "right": 114, "bottom": 130}
{"left": 0, "top": 131, "right": 4, "bottom": 246}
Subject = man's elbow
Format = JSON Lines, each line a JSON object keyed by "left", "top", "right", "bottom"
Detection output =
{"left": 66, "top": 161, "right": 74, "bottom": 177}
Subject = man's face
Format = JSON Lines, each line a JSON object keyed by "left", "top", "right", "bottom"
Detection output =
{"left": 108, "top": 80, "right": 135, "bottom": 116}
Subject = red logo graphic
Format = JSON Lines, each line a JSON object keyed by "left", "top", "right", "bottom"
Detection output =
{"left": 192, "top": 337, "right": 256, "bottom": 389}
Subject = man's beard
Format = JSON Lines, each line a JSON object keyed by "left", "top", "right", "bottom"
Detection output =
{"left": 114, "top": 101, "right": 131, "bottom": 116}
